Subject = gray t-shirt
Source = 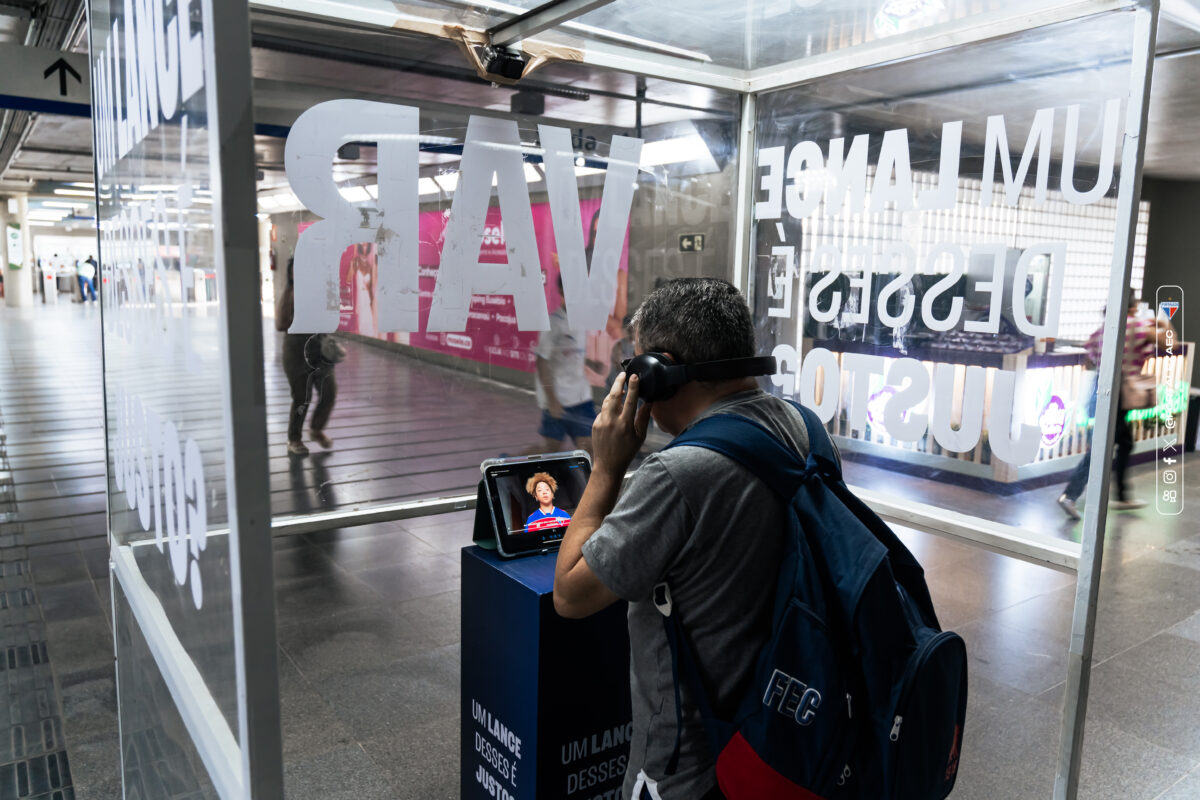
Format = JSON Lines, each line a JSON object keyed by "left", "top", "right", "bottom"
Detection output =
{"left": 582, "top": 389, "right": 811, "bottom": 799}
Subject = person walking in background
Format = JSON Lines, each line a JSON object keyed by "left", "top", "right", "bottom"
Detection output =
{"left": 76, "top": 255, "right": 97, "bottom": 302}
{"left": 607, "top": 315, "right": 635, "bottom": 386}
{"left": 1058, "top": 299, "right": 1173, "bottom": 519}
{"left": 276, "top": 257, "right": 338, "bottom": 456}
{"left": 528, "top": 275, "right": 595, "bottom": 457}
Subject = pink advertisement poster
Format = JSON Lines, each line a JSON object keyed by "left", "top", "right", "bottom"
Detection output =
{"left": 308, "top": 198, "right": 630, "bottom": 385}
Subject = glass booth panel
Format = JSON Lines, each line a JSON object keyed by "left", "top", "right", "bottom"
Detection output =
{"left": 91, "top": 0, "right": 273, "bottom": 795}
{"left": 750, "top": 9, "right": 1167, "bottom": 544}
{"left": 254, "top": 29, "right": 741, "bottom": 518}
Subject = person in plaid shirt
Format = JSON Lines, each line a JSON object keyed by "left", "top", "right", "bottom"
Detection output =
{"left": 1058, "top": 300, "right": 1172, "bottom": 519}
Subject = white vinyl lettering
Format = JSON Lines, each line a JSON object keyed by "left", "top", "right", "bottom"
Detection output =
{"left": 283, "top": 102, "right": 642, "bottom": 334}
{"left": 428, "top": 115, "right": 549, "bottom": 332}
{"left": 755, "top": 146, "right": 785, "bottom": 221}
{"left": 930, "top": 365, "right": 986, "bottom": 453}
{"left": 1061, "top": 98, "right": 1121, "bottom": 205}
{"left": 842, "top": 245, "right": 874, "bottom": 326}
{"left": 981, "top": 107, "right": 1054, "bottom": 208}
{"left": 1012, "top": 242, "right": 1068, "bottom": 338}
{"left": 843, "top": 354, "right": 887, "bottom": 433}
{"left": 93, "top": 0, "right": 203, "bottom": 177}
{"left": 285, "top": 99, "right": 419, "bottom": 333}
{"left": 871, "top": 128, "right": 914, "bottom": 212}
{"left": 808, "top": 244, "right": 843, "bottom": 324}
{"left": 876, "top": 242, "right": 917, "bottom": 329}
{"left": 987, "top": 370, "right": 1042, "bottom": 466}
{"left": 767, "top": 245, "right": 798, "bottom": 319}
{"left": 883, "top": 359, "right": 930, "bottom": 442}
{"left": 539, "top": 124, "right": 641, "bottom": 332}
{"left": 799, "top": 348, "right": 840, "bottom": 424}
{"left": 113, "top": 386, "right": 208, "bottom": 609}
{"left": 771, "top": 343, "right": 799, "bottom": 396}
{"left": 917, "top": 120, "right": 962, "bottom": 211}
{"left": 963, "top": 243, "right": 1007, "bottom": 335}
{"left": 825, "top": 134, "right": 870, "bottom": 215}
{"left": 784, "top": 140, "right": 825, "bottom": 220}
{"left": 919, "top": 244, "right": 966, "bottom": 333}
{"left": 152, "top": 0, "right": 179, "bottom": 120}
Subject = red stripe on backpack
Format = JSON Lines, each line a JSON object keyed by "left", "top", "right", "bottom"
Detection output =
{"left": 716, "top": 732, "right": 827, "bottom": 800}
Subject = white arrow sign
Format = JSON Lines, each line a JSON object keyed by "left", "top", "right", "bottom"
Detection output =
{"left": 0, "top": 44, "right": 90, "bottom": 114}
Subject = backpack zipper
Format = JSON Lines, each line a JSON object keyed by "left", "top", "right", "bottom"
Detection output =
{"left": 889, "top": 630, "right": 957, "bottom": 744}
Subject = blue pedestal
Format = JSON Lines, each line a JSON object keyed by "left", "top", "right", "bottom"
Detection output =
{"left": 461, "top": 546, "right": 632, "bottom": 800}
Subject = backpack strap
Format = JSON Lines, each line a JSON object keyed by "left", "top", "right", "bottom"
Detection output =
{"left": 786, "top": 400, "right": 843, "bottom": 480}
{"left": 653, "top": 582, "right": 725, "bottom": 775}
{"left": 679, "top": 403, "right": 937, "bottom": 625}
{"left": 666, "top": 406, "right": 835, "bottom": 502}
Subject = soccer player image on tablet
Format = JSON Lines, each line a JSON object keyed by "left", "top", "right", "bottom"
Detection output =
{"left": 524, "top": 472, "right": 572, "bottom": 533}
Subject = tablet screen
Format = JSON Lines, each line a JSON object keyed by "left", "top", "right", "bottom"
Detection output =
{"left": 483, "top": 454, "right": 591, "bottom": 556}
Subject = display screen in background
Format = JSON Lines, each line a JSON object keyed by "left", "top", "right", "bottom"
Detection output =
{"left": 490, "top": 461, "right": 589, "bottom": 539}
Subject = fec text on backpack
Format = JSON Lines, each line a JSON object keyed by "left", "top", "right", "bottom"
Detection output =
{"left": 657, "top": 401, "right": 967, "bottom": 799}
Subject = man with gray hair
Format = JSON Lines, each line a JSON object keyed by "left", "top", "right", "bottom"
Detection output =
{"left": 553, "top": 278, "right": 813, "bottom": 800}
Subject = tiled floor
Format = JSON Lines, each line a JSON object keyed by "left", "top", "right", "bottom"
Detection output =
{"left": 4, "top": 301, "right": 1200, "bottom": 798}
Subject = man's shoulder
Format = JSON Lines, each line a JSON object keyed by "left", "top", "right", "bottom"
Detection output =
{"left": 681, "top": 391, "right": 810, "bottom": 457}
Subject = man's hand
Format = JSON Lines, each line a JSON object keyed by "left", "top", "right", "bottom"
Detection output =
{"left": 591, "top": 372, "right": 652, "bottom": 476}
{"left": 547, "top": 397, "right": 565, "bottom": 419}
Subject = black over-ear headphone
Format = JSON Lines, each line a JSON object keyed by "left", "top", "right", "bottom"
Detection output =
{"left": 622, "top": 353, "right": 778, "bottom": 402}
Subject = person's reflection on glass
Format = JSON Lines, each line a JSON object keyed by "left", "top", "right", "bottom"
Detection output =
{"left": 287, "top": 449, "right": 312, "bottom": 514}
{"left": 276, "top": 257, "right": 341, "bottom": 456}
{"left": 286, "top": 452, "right": 340, "bottom": 578}
{"left": 524, "top": 472, "right": 571, "bottom": 532}
{"left": 310, "top": 451, "right": 338, "bottom": 509}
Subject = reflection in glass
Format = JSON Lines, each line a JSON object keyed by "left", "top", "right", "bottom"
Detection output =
{"left": 260, "top": 43, "right": 740, "bottom": 515}
{"left": 751, "top": 11, "right": 1150, "bottom": 543}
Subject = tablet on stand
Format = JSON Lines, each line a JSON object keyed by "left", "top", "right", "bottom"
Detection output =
{"left": 472, "top": 451, "right": 592, "bottom": 558}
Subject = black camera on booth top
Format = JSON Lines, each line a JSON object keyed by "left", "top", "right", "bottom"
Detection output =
{"left": 482, "top": 46, "right": 526, "bottom": 81}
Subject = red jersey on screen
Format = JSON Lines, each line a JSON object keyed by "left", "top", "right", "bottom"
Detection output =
{"left": 525, "top": 508, "right": 571, "bottom": 532}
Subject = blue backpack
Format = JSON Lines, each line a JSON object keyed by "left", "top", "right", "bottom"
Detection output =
{"left": 657, "top": 401, "right": 967, "bottom": 799}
